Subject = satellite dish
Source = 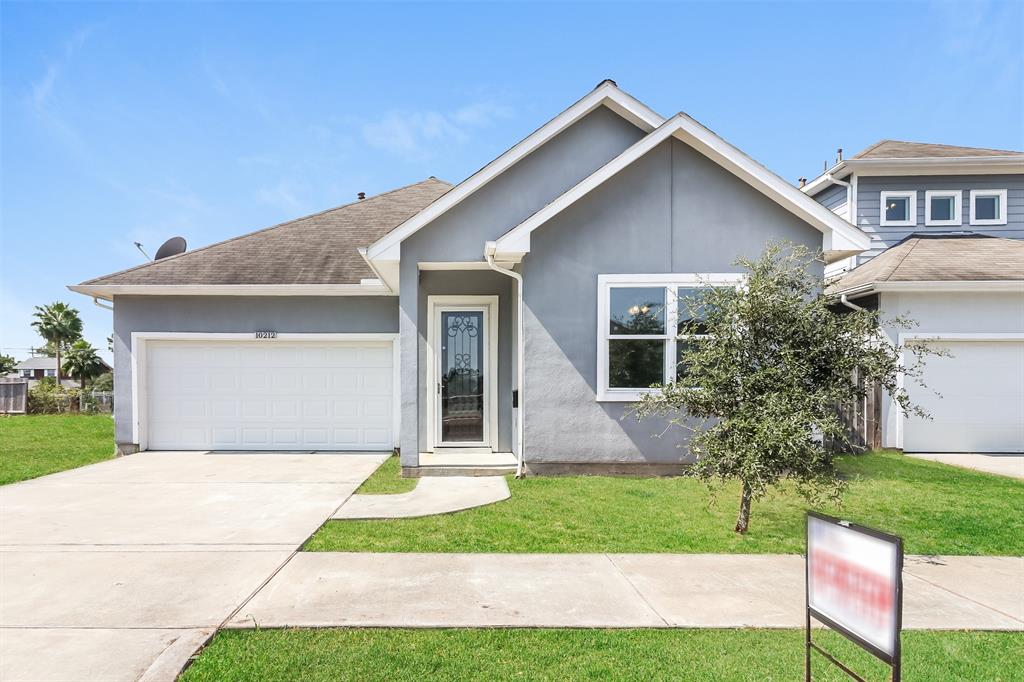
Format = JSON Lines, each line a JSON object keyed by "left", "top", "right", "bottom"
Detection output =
{"left": 154, "top": 236, "right": 187, "bottom": 260}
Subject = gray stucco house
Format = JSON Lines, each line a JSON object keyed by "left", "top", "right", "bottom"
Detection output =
{"left": 71, "top": 81, "right": 876, "bottom": 473}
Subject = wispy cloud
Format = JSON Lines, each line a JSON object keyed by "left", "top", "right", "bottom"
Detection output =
{"left": 361, "top": 100, "right": 514, "bottom": 159}
{"left": 256, "top": 179, "right": 308, "bottom": 213}
{"left": 931, "top": 0, "right": 1022, "bottom": 97}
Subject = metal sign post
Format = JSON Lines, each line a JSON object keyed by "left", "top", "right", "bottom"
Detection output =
{"left": 805, "top": 512, "right": 903, "bottom": 682}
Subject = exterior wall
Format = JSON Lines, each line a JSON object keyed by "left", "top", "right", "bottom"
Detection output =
{"left": 521, "top": 138, "right": 824, "bottom": 464}
{"left": 813, "top": 183, "right": 848, "bottom": 213}
{"left": 399, "top": 106, "right": 646, "bottom": 463}
{"left": 876, "top": 290, "right": 1024, "bottom": 449}
{"left": 112, "top": 295, "right": 398, "bottom": 447}
{"left": 853, "top": 174, "right": 1024, "bottom": 262}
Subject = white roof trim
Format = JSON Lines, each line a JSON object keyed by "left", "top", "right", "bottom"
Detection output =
{"left": 364, "top": 81, "right": 665, "bottom": 262}
{"left": 68, "top": 283, "right": 395, "bottom": 301}
{"left": 495, "top": 113, "right": 871, "bottom": 260}
{"left": 803, "top": 156, "right": 1024, "bottom": 194}
{"left": 838, "top": 280, "right": 1024, "bottom": 296}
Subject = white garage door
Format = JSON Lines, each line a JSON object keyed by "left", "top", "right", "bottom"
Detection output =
{"left": 145, "top": 339, "right": 395, "bottom": 451}
{"left": 904, "top": 340, "right": 1024, "bottom": 453}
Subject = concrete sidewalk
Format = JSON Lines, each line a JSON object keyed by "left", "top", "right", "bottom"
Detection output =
{"left": 228, "top": 553, "right": 1024, "bottom": 631}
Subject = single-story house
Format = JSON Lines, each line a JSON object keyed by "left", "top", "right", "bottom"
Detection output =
{"left": 10, "top": 356, "right": 107, "bottom": 389}
{"left": 832, "top": 234, "right": 1024, "bottom": 454}
{"left": 71, "top": 80, "right": 873, "bottom": 473}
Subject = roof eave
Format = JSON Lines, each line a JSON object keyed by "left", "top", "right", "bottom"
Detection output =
{"left": 68, "top": 283, "right": 396, "bottom": 301}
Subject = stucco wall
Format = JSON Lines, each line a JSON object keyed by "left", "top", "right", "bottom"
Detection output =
{"left": 876, "top": 290, "right": 1024, "bottom": 448}
{"left": 521, "top": 138, "right": 825, "bottom": 464}
{"left": 398, "top": 106, "right": 647, "bottom": 463}
{"left": 112, "top": 295, "right": 398, "bottom": 446}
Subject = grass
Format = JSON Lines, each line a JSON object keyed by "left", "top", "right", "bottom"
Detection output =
{"left": 0, "top": 414, "right": 115, "bottom": 485}
{"left": 354, "top": 454, "right": 417, "bottom": 494}
{"left": 181, "top": 628, "right": 1023, "bottom": 682}
{"left": 307, "top": 452, "right": 1024, "bottom": 555}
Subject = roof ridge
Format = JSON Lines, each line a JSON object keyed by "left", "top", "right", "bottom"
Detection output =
{"left": 81, "top": 178, "right": 450, "bottom": 285}
{"left": 853, "top": 139, "right": 890, "bottom": 159}
{"left": 883, "top": 236, "right": 925, "bottom": 282}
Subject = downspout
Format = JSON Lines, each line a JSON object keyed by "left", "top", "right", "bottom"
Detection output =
{"left": 826, "top": 173, "right": 852, "bottom": 218}
{"left": 93, "top": 297, "right": 114, "bottom": 311}
{"left": 839, "top": 294, "right": 864, "bottom": 312}
{"left": 484, "top": 241, "right": 525, "bottom": 478}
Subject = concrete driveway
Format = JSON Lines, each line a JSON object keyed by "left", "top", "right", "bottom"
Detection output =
{"left": 0, "top": 451, "right": 387, "bottom": 682}
{"left": 906, "top": 452, "right": 1024, "bottom": 480}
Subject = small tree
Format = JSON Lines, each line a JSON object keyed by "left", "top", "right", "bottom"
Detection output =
{"left": 635, "top": 243, "right": 939, "bottom": 534}
{"left": 0, "top": 354, "right": 16, "bottom": 376}
{"left": 31, "top": 302, "right": 83, "bottom": 384}
{"left": 62, "top": 340, "right": 107, "bottom": 389}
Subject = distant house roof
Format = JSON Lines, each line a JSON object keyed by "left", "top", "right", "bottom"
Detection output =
{"left": 77, "top": 178, "right": 451, "bottom": 289}
{"left": 14, "top": 356, "right": 111, "bottom": 371}
{"left": 833, "top": 234, "right": 1024, "bottom": 294}
{"left": 851, "top": 140, "right": 1024, "bottom": 160}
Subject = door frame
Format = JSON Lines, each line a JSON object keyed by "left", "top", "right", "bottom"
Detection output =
{"left": 426, "top": 296, "right": 499, "bottom": 450}
{"left": 130, "top": 332, "right": 400, "bottom": 451}
{"left": 896, "top": 332, "right": 1024, "bottom": 451}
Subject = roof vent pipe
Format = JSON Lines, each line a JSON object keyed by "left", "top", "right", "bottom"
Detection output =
{"left": 798, "top": 177, "right": 807, "bottom": 188}
{"left": 357, "top": 192, "right": 366, "bottom": 201}
{"left": 837, "top": 148, "right": 843, "bottom": 163}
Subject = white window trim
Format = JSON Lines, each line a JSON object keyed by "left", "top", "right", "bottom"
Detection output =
{"left": 969, "top": 189, "right": 1008, "bottom": 226}
{"left": 596, "top": 273, "right": 744, "bottom": 402}
{"left": 924, "top": 190, "right": 962, "bottom": 226}
{"left": 879, "top": 191, "right": 917, "bottom": 227}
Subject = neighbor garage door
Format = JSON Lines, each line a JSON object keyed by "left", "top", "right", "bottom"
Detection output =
{"left": 903, "top": 339, "right": 1024, "bottom": 453}
{"left": 144, "top": 339, "right": 394, "bottom": 451}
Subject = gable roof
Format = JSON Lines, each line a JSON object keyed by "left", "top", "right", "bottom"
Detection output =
{"left": 72, "top": 178, "right": 451, "bottom": 298}
{"left": 852, "top": 139, "right": 1024, "bottom": 160}
{"left": 493, "top": 112, "right": 871, "bottom": 262}
{"left": 832, "top": 234, "right": 1024, "bottom": 295}
{"left": 15, "top": 356, "right": 111, "bottom": 371}
{"left": 364, "top": 80, "right": 664, "bottom": 262}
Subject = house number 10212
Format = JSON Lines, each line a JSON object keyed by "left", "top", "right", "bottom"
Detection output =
{"left": 254, "top": 331, "right": 277, "bottom": 339}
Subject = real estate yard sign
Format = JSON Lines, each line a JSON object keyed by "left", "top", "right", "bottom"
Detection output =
{"left": 805, "top": 512, "right": 903, "bottom": 681}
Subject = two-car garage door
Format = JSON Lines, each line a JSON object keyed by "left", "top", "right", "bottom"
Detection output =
{"left": 903, "top": 339, "right": 1024, "bottom": 453}
{"left": 144, "top": 339, "right": 395, "bottom": 451}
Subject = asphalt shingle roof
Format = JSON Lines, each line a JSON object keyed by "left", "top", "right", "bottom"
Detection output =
{"left": 82, "top": 178, "right": 452, "bottom": 286}
{"left": 833, "top": 234, "right": 1024, "bottom": 292}
{"left": 852, "top": 140, "right": 1024, "bottom": 160}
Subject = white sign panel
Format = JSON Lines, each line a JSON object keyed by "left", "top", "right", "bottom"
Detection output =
{"left": 807, "top": 514, "right": 902, "bottom": 660}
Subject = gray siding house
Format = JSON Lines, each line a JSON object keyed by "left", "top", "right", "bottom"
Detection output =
{"left": 71, "top": 81, "right": 869, "bottom": 473}
{"left": 808, "top": 141, "right": 1024, "bottom": 454}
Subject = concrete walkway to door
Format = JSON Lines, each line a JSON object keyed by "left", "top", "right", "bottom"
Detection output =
{"left": 0, "top": 451, "right": 387, "bottom": 682}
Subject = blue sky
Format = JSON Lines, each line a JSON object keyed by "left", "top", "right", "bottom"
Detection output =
{"left": 2, "top": 1, "right": 1022, "bottom": 362}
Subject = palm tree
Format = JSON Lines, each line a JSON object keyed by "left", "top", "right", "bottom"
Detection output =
{"left": 31, "top": 302, "right": 83, "bottom": 384}
{"left": 62, "top": 340, "right": 107, "bottom": 390}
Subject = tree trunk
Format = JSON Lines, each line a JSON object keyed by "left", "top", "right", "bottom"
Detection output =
{"left": 55, "top": 348, "right": 61, "bottom": 384}
{"left": 735, "top": 480, "right": 753, "bottom": 534}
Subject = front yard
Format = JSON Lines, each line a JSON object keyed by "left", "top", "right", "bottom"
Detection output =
{"left": 182, "top": 628, "right": 1022, "bottom": 682}
{"left": 0, "top": 414, "right": 114, "bottom": 485}
{"left": 307, "top": 452, "right": 1024, "bottom": 555}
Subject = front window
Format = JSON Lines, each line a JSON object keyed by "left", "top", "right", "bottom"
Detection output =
{"left": 970, "top": 189, "right": 1007, "bottom": 225}
{"left": 598, "top": 274, "right": 742, "bottom": 401}
{"left": 21, "top": 369, "right": 32, "bottom": 379}
{"left": 880, "top": 191, "right": 916, "bottom": 226}
{"left": 924, "top": 190, "right": 961, "bottom": 226}
{"left": 44, "top": 369, "right": 56, "bottom": 377}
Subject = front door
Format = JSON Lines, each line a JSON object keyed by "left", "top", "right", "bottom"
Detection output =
{"left": 436, "top": 307, "right": 488, "bottom": 446}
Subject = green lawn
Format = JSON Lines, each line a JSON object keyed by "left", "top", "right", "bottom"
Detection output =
{"left": 182, "top": 628, "right": 1023, "bottom": 682}
{"left": 307, "top": 452, "right": 1024, "bottom": 555}
{"left": 354, "top": 454, "right": 417, "bottom": 494}
{"left": 0, "top": 415, "right": 115, "bottom": 485}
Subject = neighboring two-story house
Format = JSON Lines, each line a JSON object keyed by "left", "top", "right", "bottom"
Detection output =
{"left": 806, "top": 142, "right": 1024, "bottom": 454}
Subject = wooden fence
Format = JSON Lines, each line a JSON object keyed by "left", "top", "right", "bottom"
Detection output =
{"left": 0, "top": 380, "right": 28, "bottom": 414}
{"left": 834, "top": 368, "right": 882, "bottom": 452}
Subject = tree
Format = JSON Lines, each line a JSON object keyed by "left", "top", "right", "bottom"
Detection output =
{"left": 635, "top": 243, "right": 939, "bottom": 534}
{"left": 31, "top": 302, "right": 83, "bottom": 384}
{"left": 0, "top": 354, "right": 16, "bottom": 375}
{"left": 62, "top": 340, "right": 107, "bottom": 390}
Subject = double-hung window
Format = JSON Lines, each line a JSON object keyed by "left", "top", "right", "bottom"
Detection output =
{"left": 970, "top": 189, "right": 1008, "bottom": 226}
{"left": 597, "top": 273, "right": 743, "bottom": 401}
{"left": 879, "top": 191, "right": 916, "bottom": 227}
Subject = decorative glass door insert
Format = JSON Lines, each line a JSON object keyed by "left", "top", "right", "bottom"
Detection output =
{"left": 439, "top": 310, "right": 485, "bottom": 443}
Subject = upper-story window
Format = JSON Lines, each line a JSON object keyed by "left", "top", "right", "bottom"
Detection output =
{"left": 880, "top": 191, "right": 916, "bottom": 227}
{"left": 970, "top": 189, "right": 1007, "bottom": 226}
{"left": 597, "top": 273, "right": 743, "bottom": 402}
{"left": 925, "top": 190, "right": 962, "bottom": 226}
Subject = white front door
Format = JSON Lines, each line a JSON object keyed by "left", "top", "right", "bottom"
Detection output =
{"left": 144, "top": 339, "right": 395, "bottom": 451}
{"left": 428, "top": 297, "right": 498, "bottom": 450}
{"left": 903, "top": 339, "right": 1024, "bottom": 453}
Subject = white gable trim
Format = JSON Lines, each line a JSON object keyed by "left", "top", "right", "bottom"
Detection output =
{"left": 494, "top": 113, "right": 871, "bottom": 261}
{"left": 364, "top": 82, "right": 665, "bottom": 262}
